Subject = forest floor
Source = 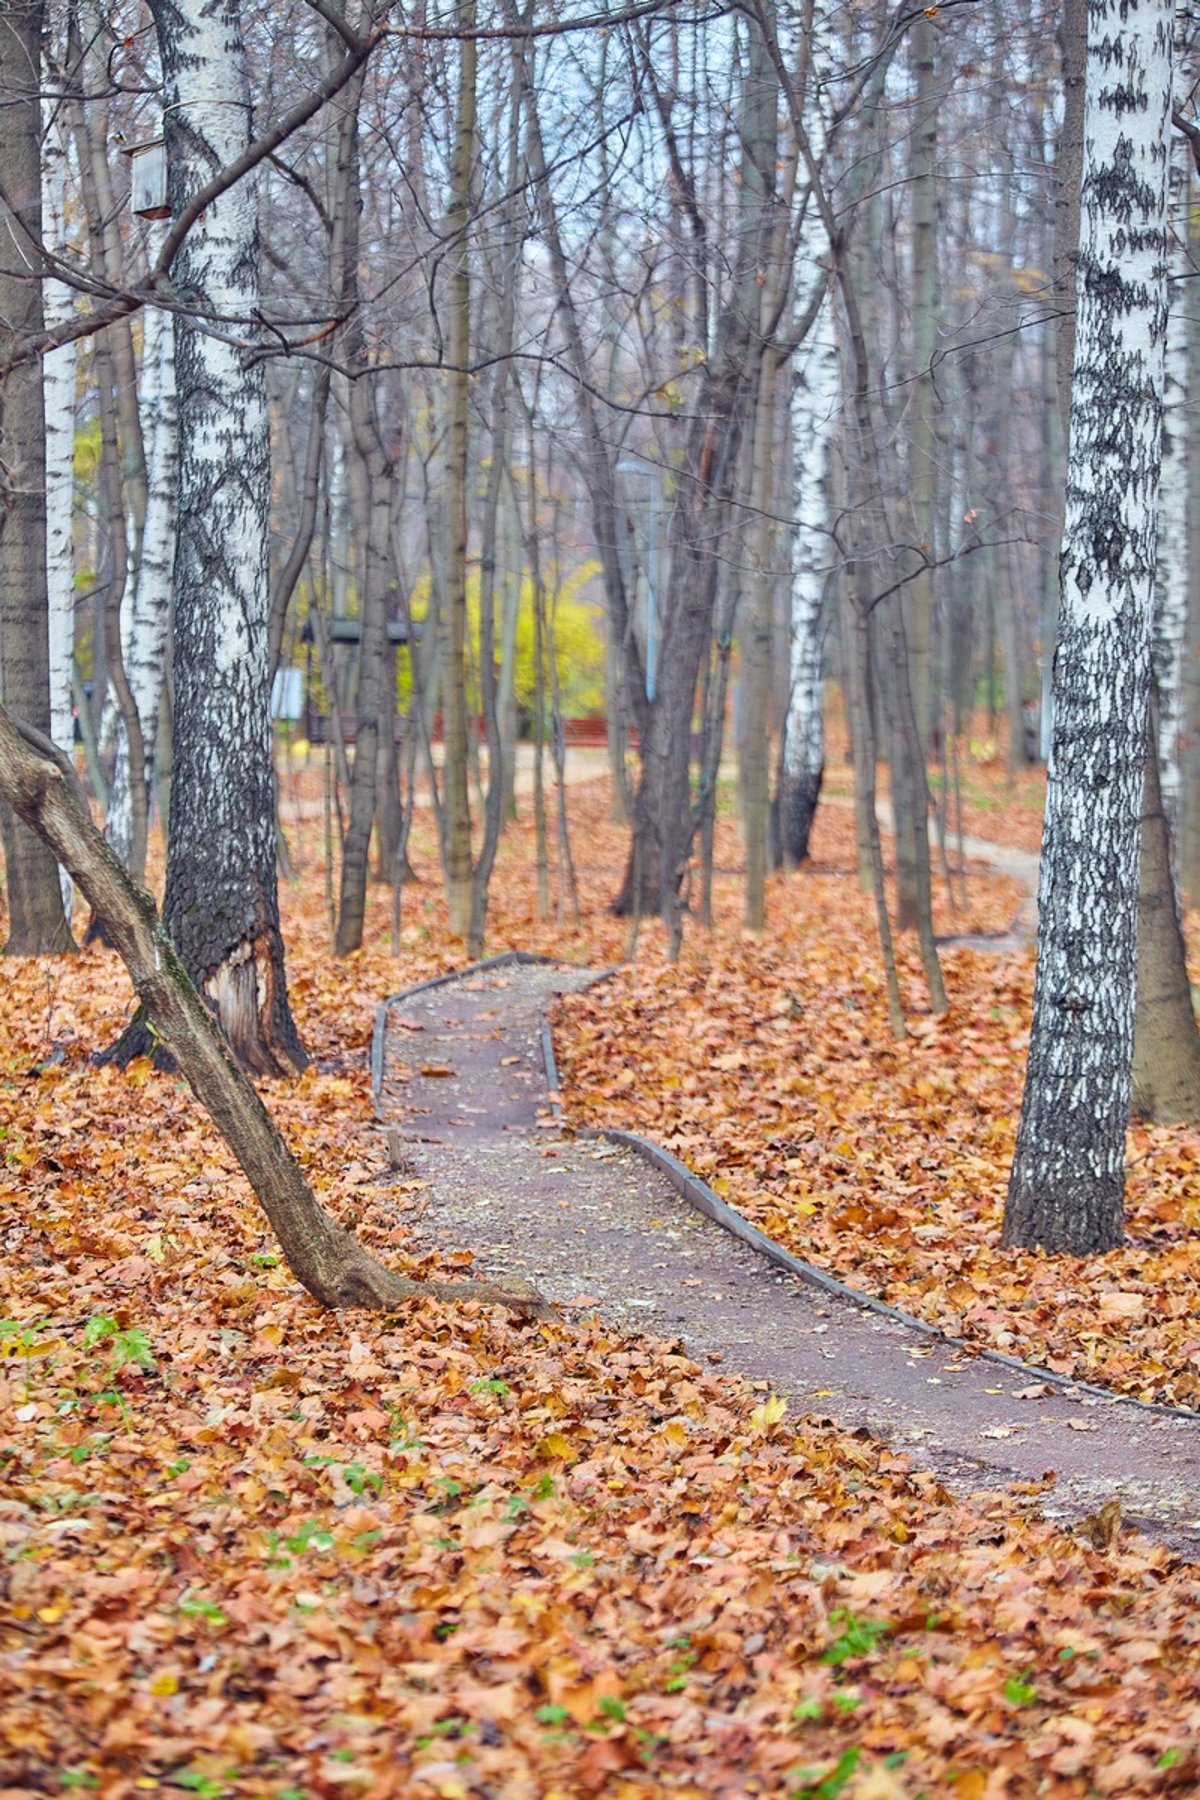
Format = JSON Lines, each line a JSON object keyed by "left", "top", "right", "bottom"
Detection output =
{"left": 4, "top": 736, "right": 1200, "bottom": 1798}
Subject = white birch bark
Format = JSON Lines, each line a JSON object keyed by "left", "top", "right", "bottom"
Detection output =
{"left": 138, "top": 0, "right": 304, "bottom": 1075}
{"left": 1004, "top": 0, "right": 1173, "bottom": 1253}
{"left": 108, "top": 262, "right": 177, "bottom": 865}
{"left": 41, "top": 89, "right": 74, "bottom": 761}
{"left": 1152, "top": 133, "right": 1189, "bottom": 837}
{"left": 780, "top": 296, "right": 837, "bottom": 865}
{"left": 42, "top": 70, "right": 76, "bottom": 917}
{"left": 779, "top": 21, "right": 836, "bottom": 870}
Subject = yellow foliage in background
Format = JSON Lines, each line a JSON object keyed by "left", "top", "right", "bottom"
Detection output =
{"left": 402, "top": 556, "right": 606, "bottom": 719}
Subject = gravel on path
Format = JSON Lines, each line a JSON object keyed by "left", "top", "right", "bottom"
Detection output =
{"left": 375, "top": 958, "right": 1200, "bottom": 1555}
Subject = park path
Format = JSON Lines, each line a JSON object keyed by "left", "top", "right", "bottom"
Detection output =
{"left": 374, "top": 957, "right": 1200, "bottom": 1556}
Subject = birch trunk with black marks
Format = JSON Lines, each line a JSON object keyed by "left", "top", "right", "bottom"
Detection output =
{"left": 467, "top": 29, "right": 524, "bottom": 960}
{"left": 1183, "top": 195, "right": 1200, "bottom": 902}
{"left": 779, "top": 297, "right": 837, "bottom": 868}
{"left": 905, "top": 9, "right": 938, "bottom": 752}
{"left": 1004, "top": 0, "right": 1173, "bottom": 1253}
{"left": 108, "top": 251, "right": 177, "bottom": 875}
{"left": 1152, "top": 135, "right": 1189, "bottom": 842}
{"left": 741, "top": 347, "right": 779, "bottom": 931}
{"left": 114, "top": 0, "right": 304, "bottom": 1074}
{"left": 41, "top": 73, "right": 74, "bottom": 766}
{"left": 0, "top": 0, "right": 73, "bottom": 953}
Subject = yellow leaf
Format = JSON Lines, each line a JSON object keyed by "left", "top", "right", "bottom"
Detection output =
{"left": 534, "top": 1432, "right": 573, "bottom": 1461}
{"left": 952, "top": 1773, "right": 988, "bottom": 1800}
{"left": 149, "top": 1672, "right": 179, "bottom": 1697}
{"left": 749, "top": 1394, "right": 787, "bottom": 1433}
{"left": 36, "top": 1605, "right": 64, "bottom": 1624}
{"left": 856, "top": 1769, "right": 906, "bottom": 1800}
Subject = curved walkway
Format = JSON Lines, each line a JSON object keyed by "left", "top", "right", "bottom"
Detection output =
{"left": 374, "top": 956, "right": 1200, "bottom": 1555}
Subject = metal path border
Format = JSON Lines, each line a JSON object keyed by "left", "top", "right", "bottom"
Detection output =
{"left": 373, "top": 954, "right": 1200, "bottom": 1428}
{"left": 370, "top": 951, "right": 577, "bottom": 1108}
{"left": 539, "top": 985, "right": 1200, "bottom": 1428}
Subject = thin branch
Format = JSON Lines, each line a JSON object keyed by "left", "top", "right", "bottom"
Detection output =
{"left": 0, "top": 19, "right": 383, "bottom": 378}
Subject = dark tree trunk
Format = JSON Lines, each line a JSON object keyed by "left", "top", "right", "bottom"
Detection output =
{"left": 1132, "top": 701, "right": 1200, "bottom": 1122}
{"left": 0, "top": 0, "right": 74, "bottom": 955}
{"left": 613, "top": 9, "right": 779, "bottom": 936}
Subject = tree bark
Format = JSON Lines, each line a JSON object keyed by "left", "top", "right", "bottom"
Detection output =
{"left": 108, "top": 260, "right": 177, "bottom": 879}
{"left": 741, "top": 347, "right": 780, "bottom": 929}
{"left": 440, "top": 0, "right": 477, "bottom": 939}
{"left": 468, "top": 31, "right": 524, "bottom": 959}
{"left": 114, "top": 0, "right": 304, "bottom": 1074}
{"left": 1132, "top": 700, "right": 1200, "bottom": 1122}
{"left": 906, "top": 11, "right": 938, "bottom": 751}
{"left": 329, "top": 51, "right": 392, "bottom": 960}
{"left": 779, "top": 298, "right": 837, "bottom": 869}
{"left": 41, "top": 65, "right": 74, "bottom": 768}
{"left": 0, "top": 0, "right": 73, "bottom": 954}
{"left": 614, "top": 6, "right": 778, "bottom": 937}
{"left": 1004, "top": 0, "right": 1173, "bottom": 1254}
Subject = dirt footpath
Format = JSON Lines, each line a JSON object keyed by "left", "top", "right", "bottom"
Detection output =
{"left": 374, "top": 958, "right": 1200, "bottom": 1555}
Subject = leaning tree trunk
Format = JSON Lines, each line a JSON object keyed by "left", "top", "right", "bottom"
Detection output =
{"left": 1004, "top": 0, "right": 1173, "bottom": 1254}
{"left": 0, "top": 0, "right": 73, "bottom": 955}
{"left": 115, "top": 0, "right": 304, "bottom": 1074}
{"left": 0, "top": 706, "right": 545, "bottom": 1317}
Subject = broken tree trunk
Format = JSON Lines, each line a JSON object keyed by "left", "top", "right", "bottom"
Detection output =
{"left": 0, "top": 705, "right": 547, "bottom": 1318}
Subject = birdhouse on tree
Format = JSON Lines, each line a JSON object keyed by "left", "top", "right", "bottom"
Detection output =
{"left": 123, "top": 137, "right": 170, "bottom": 220}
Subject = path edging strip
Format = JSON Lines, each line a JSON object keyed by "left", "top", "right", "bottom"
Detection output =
{"left": 373, "top": 955, "right": 1200, "bottom": 1428}
{"left": 370, "top": 951, "right": 579, "bottom": 1109}
{"left": 540, "top": 988, "right": 1200, "bottom": 1428}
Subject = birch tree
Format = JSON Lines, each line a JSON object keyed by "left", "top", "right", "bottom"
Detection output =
{"left": 112, "top": 0, "right": 305, "bottom": 1075}
{"left": 107, "top": 256, "right": 177, "bottom": 879}
{"left": 41, "top": 64, "right": 74, "bottom": 765}
{"left": 1004, "top": 0, "right": 1173, "bottom": 1253}
{"left": 779, "top": 300, "right": 837, "bottom": 867}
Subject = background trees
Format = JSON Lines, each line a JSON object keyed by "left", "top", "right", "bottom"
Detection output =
{"left": 2, "top": 0, "right": 1199, "bottom": 1210}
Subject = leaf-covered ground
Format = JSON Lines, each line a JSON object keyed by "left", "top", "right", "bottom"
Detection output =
{"left": 553, "top": 801, "right": 1200, "bottom": 1411}
{"left": 3, "top": 755, "right": 1200, "bottom": 1797}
